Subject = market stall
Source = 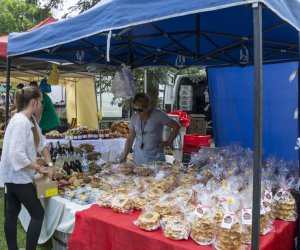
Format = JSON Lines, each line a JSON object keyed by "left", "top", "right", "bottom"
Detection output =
{"left": 6, "top": 0, "right": 300, "bottom": 249}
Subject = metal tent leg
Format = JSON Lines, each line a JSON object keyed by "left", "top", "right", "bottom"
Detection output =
{"left": 252, "top": 3, "right": 263, "bottom": 250}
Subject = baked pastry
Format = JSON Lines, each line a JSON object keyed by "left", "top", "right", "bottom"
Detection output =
{"left": 273, "top": 192, "right": 297, "bottom": 221}
{"left": 133, "top": 196, "right": 148, "bottom": 210}
{"left": 190, "top": 214, "right": 215, "bottom": 245}
{"left": 147, "top": 187, "right": 164, "bottom": 200}
{"left": 215, "top": 222, "right": 242, "bottom": 250}
{"left": 98, "top": 192, "right": 114, "bottom": 208}
{"left": 111, "top": 194, "right": 133, "bottom": 213}
{"left": 161, "top": 217, "right": 191, "bottom": 240}
{"left": 136, "top": 211, "right": 160, "bottom": 231}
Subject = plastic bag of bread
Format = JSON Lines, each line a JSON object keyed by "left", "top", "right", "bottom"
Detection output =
{"left": 190, "top": 189, "right": 215, "bottom": 246}
{"left": 134, "top": 164, "right": 152, "bottom": 177}
{"left": 111, "top": 194, "right": 133, "bottom": 213}
{"left": 134, "top": 211, "right": 161, "bottom": 231}
{"left": 169, "top": 186, "right": 193, "bottom": 204}
{"left": 133, "top": 192, "right": 148, "bottom": 211}
{"left": 98, "top": 192, "right": 115, "bottom": 208}
{"left": 161, "top": 215, "right": 191, "bottom": 240}
{"left": 239, "top": 188, "right": 253, "bottom": 244}
{"left": 153, "top": 195, "right": 180, "bottom": 216}
{"left": 214, "top": 189, "right": 242, "bottom": 250}
{"left": 78, "top": 143, "right": 94, "bottom": 153}
{"left": 273, "top": 178, "right": 297, "bottom": 222}
{"left": 214, "top": 212, "right": 242, "bottom": 250}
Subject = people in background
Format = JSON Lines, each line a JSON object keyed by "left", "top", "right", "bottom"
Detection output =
{"left": 29, "top": 81, "right": 61, "bottom": 134}
{"left": 0, "top": 86, "right": 56, "bottom": 250}
{"left": 120, "top": 92, "right": 180, "bottom": 164}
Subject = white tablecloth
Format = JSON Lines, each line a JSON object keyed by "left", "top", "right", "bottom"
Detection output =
{"left": 47, "top": 138, "right": 126, "bottom": 161}
{"left": 19, "top": 196, "right": 91, "bottom": 244}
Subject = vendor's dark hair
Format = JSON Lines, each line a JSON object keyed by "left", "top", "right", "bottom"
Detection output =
{"left": 29, "top": 81, "right": 39, "bottom": 88}
{"left": 16, "top": 86, "right": 41, "bottom": 112}
{"left": 16, "top": 86, "right": 41, "bottom": 149}
{"left": 132, "top": 92, "right": 151, "bottom": 108}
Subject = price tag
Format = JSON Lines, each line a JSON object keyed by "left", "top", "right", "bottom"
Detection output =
{"left": 221, "top": 212, "right": 235, "bottom": 229}
{"left": 242, "top": 209, "right": 252, "bottom": 225}
{"left": 260, "top": 200, "right": 266, "bottom": 215}
{"left": 264, "top": 189, "right": 273, "bottom": 203}
{"left": 194, "top": 204, "right": 208, "bottom": 218}
{"left": 273, "top": 188, "right": 287, "bottom": 201}
{"left": 262, "top": 200, "right": 271, "bottom": 213}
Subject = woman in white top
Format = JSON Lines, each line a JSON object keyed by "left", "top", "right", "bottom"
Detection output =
{"left": 120, "top": 93, "right": 180, "bottom": 164}
{"left": 0, "top": 86, "right": 55, "bottom": 250}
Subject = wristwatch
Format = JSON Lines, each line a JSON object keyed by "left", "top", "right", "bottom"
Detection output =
{"left": 46, "top": 162, "right": 54, "bottom": 167}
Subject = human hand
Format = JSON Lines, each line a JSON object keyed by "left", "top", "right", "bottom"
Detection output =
{"left": 37, "top": 165, "right": 48, "bottom": 174}
{"left": 46, "top": 167, "right": 57, "bottom": 180}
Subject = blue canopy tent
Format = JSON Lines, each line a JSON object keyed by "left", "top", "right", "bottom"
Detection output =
{"left": 6, "top": 0, "right": 300, "bottom": 249}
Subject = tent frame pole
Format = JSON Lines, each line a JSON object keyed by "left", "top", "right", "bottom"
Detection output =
{"left": 251, "top": 3, "right": 262, "bottom": 250}
{"left": 297, "top": 32, "right": 300, "bottom": 250}
{"left": 5, "top": 57, "right": 11, "bottom": 127}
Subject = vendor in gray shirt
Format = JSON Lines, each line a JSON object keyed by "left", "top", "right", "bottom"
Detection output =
{"left": 120, "top": 93, "right": 180, "bottom": 164}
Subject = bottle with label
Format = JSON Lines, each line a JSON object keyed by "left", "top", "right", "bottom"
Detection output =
{"left": 57, "top": 141, "right": 63, "bottom": 155}
{"left": 88, "top": 130, "right": 93, "bottom": 139}
{"left": 63, "top": 161, "right": 71, "bottom": 175}
{"left": 73, "top": 132, "right": 78, "bottom": 140}
{"left": 104, "top": 129, "right": 110, "bottom": 139}
{"left": 78, "top": 131, "right": 83, "bottom": 140}
{"left": 68, "top": 140, "right": 74, "bottom": 154}
{"left": 99, "top": 130, "right": 104, "bottom": 139}
{"left": 82, "top": 130, "right": 88, "bottom": 140}
{"left": 49, "top": 142, "right": 54, "bottom": 156}
{"left": 93, "top": 130, "right": 99, "bottom": 139}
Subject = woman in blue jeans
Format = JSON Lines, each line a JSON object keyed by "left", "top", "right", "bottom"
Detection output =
{"left": 0, "top": 86, "right": 55, "bottom": 250}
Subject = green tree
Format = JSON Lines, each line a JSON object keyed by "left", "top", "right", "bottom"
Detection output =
{"left": 0, "top": 0, "right": 50, "bottom": 34}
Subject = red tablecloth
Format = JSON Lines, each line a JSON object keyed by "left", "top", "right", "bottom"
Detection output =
{"left": 68, "top": 205, "right": 296, "bottom": 250}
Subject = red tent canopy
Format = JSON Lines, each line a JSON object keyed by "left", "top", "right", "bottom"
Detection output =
{"left": 0, "top": 17, "right": 56, "bottom": 58}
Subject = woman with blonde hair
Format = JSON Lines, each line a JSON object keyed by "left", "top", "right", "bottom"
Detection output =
{"left": 0, "top": 86, "right": 55, "bottom": 250}
{"left": 120, "top": 92, "right": 180, "bottom": 164}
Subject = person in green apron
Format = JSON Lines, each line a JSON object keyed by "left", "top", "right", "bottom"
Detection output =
{"left": 29, "top": 81, "right": 61, "bottom": 134}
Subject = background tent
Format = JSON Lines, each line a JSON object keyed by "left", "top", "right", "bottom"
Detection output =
{"left": 6, "top": 0, "right": 300, "bottom": 68}
{"left": 0, "top": 17, "right": 56, "bottom": 58}
{"left": 65, "top": 78, "right": 98, "bottom": 129}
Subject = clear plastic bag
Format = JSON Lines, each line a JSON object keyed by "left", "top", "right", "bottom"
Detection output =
{"left": 161, "top": 216, "right": 191, "bottom": 240}
{"left": 111, "top": 64, "right": 135, "bottom": 98}
{"left": 111, "top": 194, "right": 133, "bottom": 213}
{"left": 134, "top": 211, "right": 161, "bottom": 231}
{"left": 214, "top": 212, "right": 242, "bottom": 250}
{"left": 190, "top": 189, "right": 215, "bottom": 245}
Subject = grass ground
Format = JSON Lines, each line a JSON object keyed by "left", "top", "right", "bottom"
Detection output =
{"left": 0, "top": 188, "right": 52, "bottom": 250}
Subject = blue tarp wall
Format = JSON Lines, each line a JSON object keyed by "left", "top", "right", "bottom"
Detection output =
{"left": 208, "top": 62, "right": 298, "bottom": 160}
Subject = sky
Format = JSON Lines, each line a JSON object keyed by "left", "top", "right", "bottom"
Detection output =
{"left": 44, "top": 0, "right": 80, "bottom": 19}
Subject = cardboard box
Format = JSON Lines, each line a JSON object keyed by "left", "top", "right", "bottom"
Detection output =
{"left": 34, "top": 175, "right": 58, "bottom": 199}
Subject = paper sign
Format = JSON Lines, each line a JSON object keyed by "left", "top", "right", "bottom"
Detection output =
{"left": 194, "top": 204, "right": 208, "bottom": 218}
{"left": 273, "top": 188, "right": 287, "bottom": 201}
{"left": 45, "top": 188, "right": 58, "bottom": 197}
{"left": 221, "top": 212, "right": 235, "bottom": 229}
{"left": 264, "top": 189, "right": 273, "bottom": 203}
{"left": 242, "top": 209, "right": 252, "bottom": 225}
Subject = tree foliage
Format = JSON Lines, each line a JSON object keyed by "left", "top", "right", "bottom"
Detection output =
{"left": 0, "top": 0, "right": 50, "bottom": 34}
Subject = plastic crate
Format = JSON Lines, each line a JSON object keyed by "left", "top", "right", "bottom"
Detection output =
{"left": 179, "top": 97, "right": 193, "bottom": 106}
{"left": 180, "top": 85, "right": 193, "bottom": 91}
{"left": 179, "top": 104, "right": 193, "bottom": 111}
{"left": 179, "top": 89, "right": 193, "bottom": 97}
